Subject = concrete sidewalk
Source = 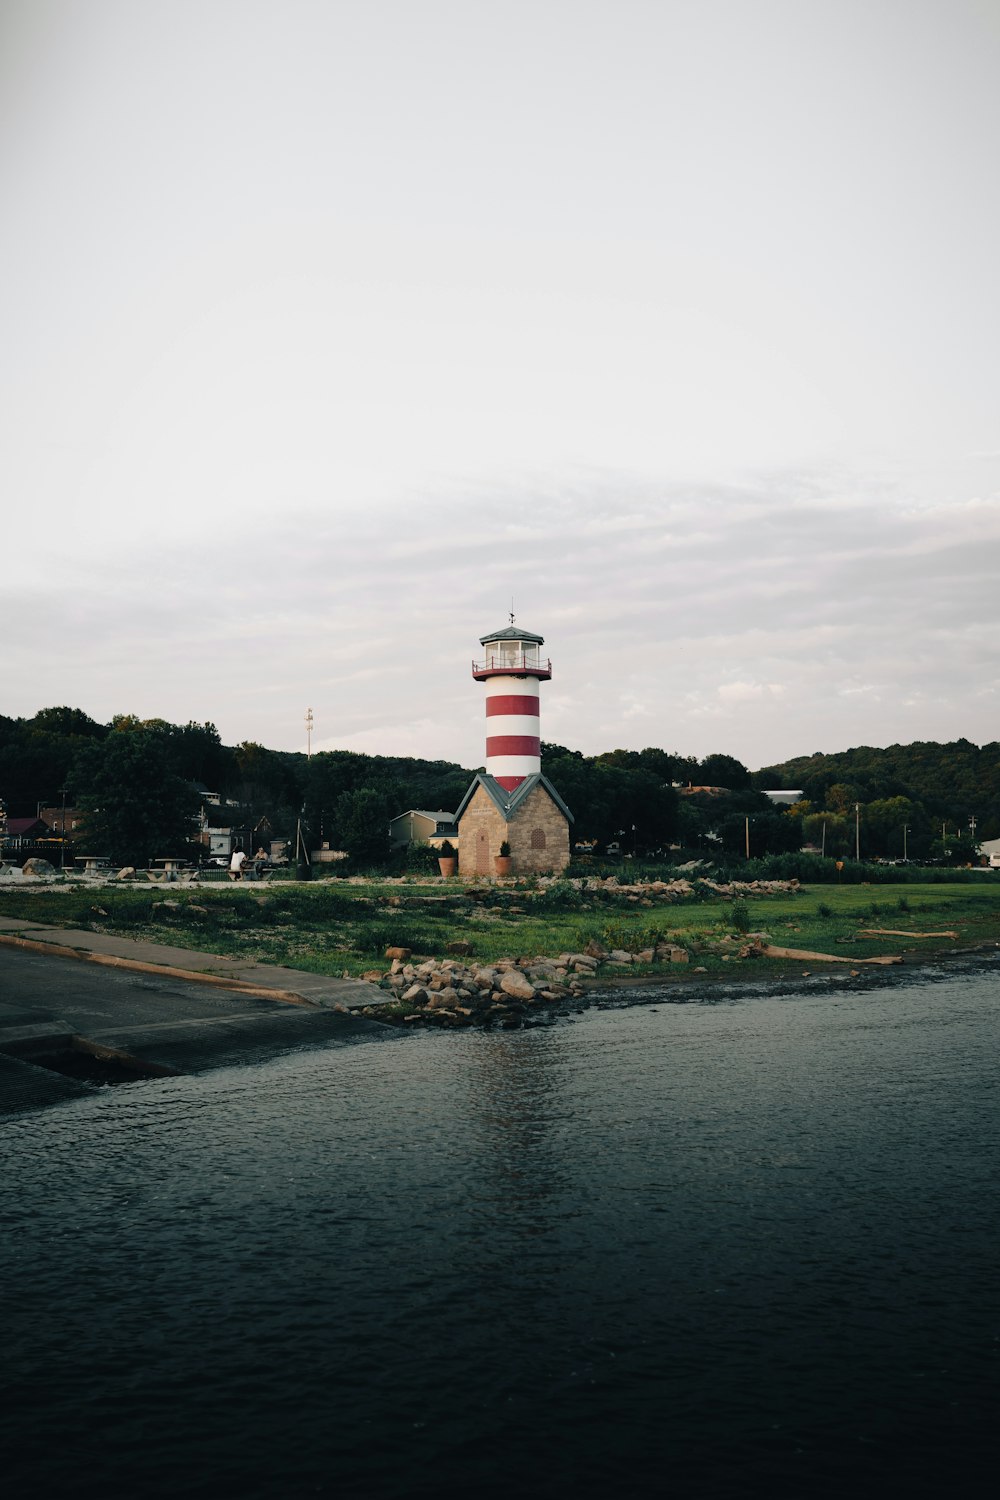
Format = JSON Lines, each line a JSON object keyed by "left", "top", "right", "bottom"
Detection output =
{"left": 0, "top": 914, "right": 386, "bottom": 1009}
{"left": 0, "top": 919, "right": 395, "bottom": 1116}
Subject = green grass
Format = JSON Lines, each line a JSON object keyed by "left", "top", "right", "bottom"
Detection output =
{"left": 1, "top": 879, "right": 997, "bottom": 979}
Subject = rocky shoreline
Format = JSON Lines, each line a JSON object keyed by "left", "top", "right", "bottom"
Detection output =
{"left": 335, "top": 873, "right": 813, "bottom": 1031}
{"left": 353, "top": 936, "right": 697, "bottom": 1029}
{"left": 353, "top": 924, "right": 1000, "bottom": 1032}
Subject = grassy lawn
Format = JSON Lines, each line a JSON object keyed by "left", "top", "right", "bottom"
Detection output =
{"left": 2, "top": 877, "right": 998, "bottom": 982}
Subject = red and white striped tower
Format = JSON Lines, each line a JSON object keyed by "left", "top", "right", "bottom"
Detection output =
{"left": 472, "top": 618, "right": 552, "bottom": 792}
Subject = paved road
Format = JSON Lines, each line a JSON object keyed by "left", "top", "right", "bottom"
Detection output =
{"left": 0, "top": 944, "right": 391, "bottom": 1117}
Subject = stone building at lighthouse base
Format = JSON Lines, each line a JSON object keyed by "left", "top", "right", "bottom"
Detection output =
{"left": 455, "top": 772, "right": 573, "bottom": 876}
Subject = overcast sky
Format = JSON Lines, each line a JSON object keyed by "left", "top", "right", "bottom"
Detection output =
{"left": 3, "top": 0, "right": 999, "bottom": 773}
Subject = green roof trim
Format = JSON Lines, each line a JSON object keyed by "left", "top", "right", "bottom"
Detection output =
{"left": 455, "top": 772, "right": 574, "bottom": 825}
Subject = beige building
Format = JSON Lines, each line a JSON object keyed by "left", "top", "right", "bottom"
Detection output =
{"left": 389, "top": 809, "right": 458, "bottom": 850}
{"left": 455, "top": 773, "right": 572, "bottom": 875}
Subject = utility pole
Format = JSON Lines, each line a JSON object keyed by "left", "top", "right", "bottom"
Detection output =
{"left": 59, "top": 786, "right": 68, "bottom": 871}
{"left": 745, "top": 815, "right": 750, "bottom": 860}
{"left": 903, "top": 824, "right": 909, "bottom": 862}
{"left": 305, "top": 707, "right": 314, "bottom": 759}
{"left": 854, "top": 802, "right": 860, "bottom": 862}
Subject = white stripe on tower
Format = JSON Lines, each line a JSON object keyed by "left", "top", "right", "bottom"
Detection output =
{"left": 485, "top": 677, "right": 540, "bottom": 790}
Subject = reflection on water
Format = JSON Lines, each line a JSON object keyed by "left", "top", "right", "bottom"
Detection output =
{"left": 2, "top": 965, "right": 999, "bottom": 1498}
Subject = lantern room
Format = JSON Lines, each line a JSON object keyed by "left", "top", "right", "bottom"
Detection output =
{"left": 472, "top": 625, "right": 552, "bottom": 681}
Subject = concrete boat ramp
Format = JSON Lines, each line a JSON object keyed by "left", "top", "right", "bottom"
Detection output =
{"left": 0, "top": 917, "right": 393, "bottom": 1116}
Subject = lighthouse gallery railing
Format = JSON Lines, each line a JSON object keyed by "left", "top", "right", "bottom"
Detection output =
{"left": 472, "top": 655, "right": 552, "bottom": 675}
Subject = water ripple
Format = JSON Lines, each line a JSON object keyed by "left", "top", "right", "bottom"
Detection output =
{"left": 2, "top": 971, "right": 998, "bottom": 1497}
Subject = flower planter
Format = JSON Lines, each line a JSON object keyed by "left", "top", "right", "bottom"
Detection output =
{"left": 438, "top": 857, "right": 457, "bottom": 878}
{"left": 493, "top": 856, "right": 512, "bottom": 876}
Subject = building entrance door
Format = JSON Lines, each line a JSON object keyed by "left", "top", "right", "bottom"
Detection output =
{"left": 476, "top": 828, "right": 490, "bottom": 875}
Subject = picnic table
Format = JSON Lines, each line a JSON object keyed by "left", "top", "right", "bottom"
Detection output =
{"left": 147, "top": 857, "right": 194, "bottom": 883}
{"left": 231, "top": 856, "right": 273, "bottom": 882}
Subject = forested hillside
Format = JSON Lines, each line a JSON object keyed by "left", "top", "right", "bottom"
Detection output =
{"left": 754, "top": 739, "right": 1000, "bottom": 855}
{"left": 3, "top": 709, "right": 998, "bottom": 866}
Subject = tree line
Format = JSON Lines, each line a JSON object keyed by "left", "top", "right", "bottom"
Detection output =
{"left": 753, "top": 738, "right": 1000, "bottom": 861}
{"left": 2, "top": 708, "right": 998, "bottom": 868}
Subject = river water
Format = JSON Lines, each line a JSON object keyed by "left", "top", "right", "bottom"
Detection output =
{"left": 2, "top": 963, "right": 998, "bottom": 1498}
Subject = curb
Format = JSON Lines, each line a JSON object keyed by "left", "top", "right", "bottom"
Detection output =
{"left": 0, "top": 932, "right": 319, "bottom": 1008}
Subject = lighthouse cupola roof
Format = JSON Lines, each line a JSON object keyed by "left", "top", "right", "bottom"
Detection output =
{"left": 479, "top": 623, "right": 545, "bottom": 647}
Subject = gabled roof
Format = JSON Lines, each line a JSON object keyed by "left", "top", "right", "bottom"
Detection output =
{"left": 4, "top": 817, "right": 50, "bottom": 836}
{"left": 455, "top": 772, "right": 573, "bottom": 824}
{"left": 479, "top": 625, "right": 545, "bottom": 646}
{"left": 389, "top": 809, "right": 456, "bottom": 824}
{"left": 202, "top": 805, "right": 253, "bottom": 829}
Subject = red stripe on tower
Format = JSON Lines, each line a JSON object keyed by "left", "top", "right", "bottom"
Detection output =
{"left": 485, "top": 695, "right": 541, "bottom": 717}
{"left": 486, "top": 735, "right": 541, "bottom": 758}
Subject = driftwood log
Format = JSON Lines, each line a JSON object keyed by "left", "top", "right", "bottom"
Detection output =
{"left": 857, "top": 928, "right": 958, "bottom": 940}
{"left": 761, "top": 944, "right": 903, "bottom": 966}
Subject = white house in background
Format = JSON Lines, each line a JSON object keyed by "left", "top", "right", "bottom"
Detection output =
{"left": 389, "top": 809, "right": 458, "bottom": 849}
{"left": 762, "top": 790, "right": 804, "bottom": 806}
{"left": 978, "top": 836, "right": 1000, "bottom": 868}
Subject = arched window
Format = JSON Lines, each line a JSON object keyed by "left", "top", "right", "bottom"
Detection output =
{"left": 530, "top": 827, "right": 546, "bottom": 850}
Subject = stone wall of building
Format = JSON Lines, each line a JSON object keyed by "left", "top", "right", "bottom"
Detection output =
{"left": 456, "top": 785, "right": 508, "bottom": 877}
{"left": 456, "top": 781, "right": 571, "bottom": 876}
{"left": 508, "top": 782, "right": 571, "bottom": 873}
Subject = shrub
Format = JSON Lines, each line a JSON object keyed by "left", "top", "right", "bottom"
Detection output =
{"left": 533, "top": 880, "right": 585, "bottom": 912}
{"left": 728, "top": 898, "right": 751, "bottom": 934}
{"left": 600, "top": 923, "right": 665, "bottom": 952}
{"left": 404, "top": 843, "right": 441, "bottom": 874}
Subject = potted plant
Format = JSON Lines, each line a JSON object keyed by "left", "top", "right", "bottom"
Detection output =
{"left": 494, "top": 840, "right": 512, "bottom": 876}
{"left": 437, "top": 839, "right": 458, "bottom": 878}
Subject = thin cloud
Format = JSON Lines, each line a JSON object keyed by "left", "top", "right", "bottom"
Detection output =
{"left": 6, "top": 461, "right": 999, "bottom": 769}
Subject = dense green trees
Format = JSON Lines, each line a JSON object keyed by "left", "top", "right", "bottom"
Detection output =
{"left": 755, "top": 740, "right": 1000, "bottom": 843}
{"left": 697, "top": 752, "right": 752, "bottom": 790}
{"left": 334, "top": 787, "right": 393, "bottom": 866}
{"left": 801, "top": 812, "right": 853, "bottom": 858}
{"left": 714, "top": 806, "right": 803, "bottom": 858}
{"left": 301, "top": 750, "right": 470, "bottom": 858}
{"left": 0, "top": 707, "right": 107, "bottom": 814}
{"left": 69, "top": 726, "right": 203, "bottom": 867}
{"left": 540, "top": 746, "right": 678, "bottom": 853}
{"left": 4, "top": 708, "right": 999, "bottom": 868}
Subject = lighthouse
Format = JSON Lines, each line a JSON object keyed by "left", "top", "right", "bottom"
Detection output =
{"left": 456, "top": 616, "right": 572, "bottom": 876}
{"left": 472, "top": 618, "right": 552, "bottom": 791}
